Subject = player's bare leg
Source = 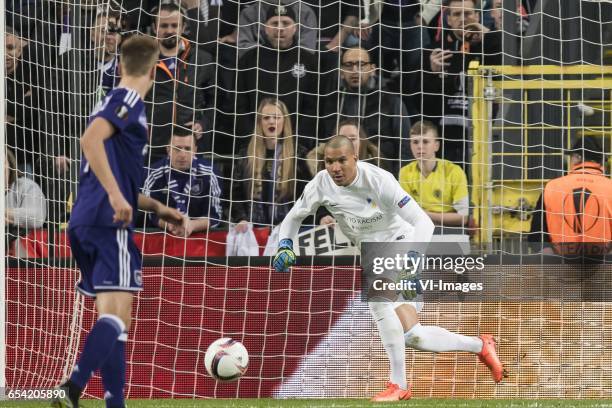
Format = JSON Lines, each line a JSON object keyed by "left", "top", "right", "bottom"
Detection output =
{"left": 396, "top": 304, "right": 504, "bottom": 383}
{"left": 53, "top": 292, "right": 133, "bottom": 408}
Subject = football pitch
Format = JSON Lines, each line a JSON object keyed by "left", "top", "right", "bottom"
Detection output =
{"left": 5, "top": 399, "right": 612, "bottom": 408}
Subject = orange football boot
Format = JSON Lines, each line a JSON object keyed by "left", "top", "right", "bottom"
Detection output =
{"left": 478, "top": 334, "right": 504, "bottom": 383}
{"left": 370, "top": 382, "right": 412, "bottom": 402}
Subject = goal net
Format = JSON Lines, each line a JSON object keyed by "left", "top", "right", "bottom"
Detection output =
{"left": 3, "top": 0, "right": 611, "bottom": 400}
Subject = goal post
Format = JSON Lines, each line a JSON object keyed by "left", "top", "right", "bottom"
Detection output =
{"left": 0, "top": 0, "right": 6, "bottom": 393}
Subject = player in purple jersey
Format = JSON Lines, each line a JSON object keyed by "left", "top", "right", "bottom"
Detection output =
{"left": 53, "top": 36, "right": 184, "bottom": 408}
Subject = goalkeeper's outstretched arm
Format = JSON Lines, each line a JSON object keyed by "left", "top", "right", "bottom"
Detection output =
{"left": 274, "top": 179, "right": 323, "bottom": 272}
{"left": 278, "top": 179, "right": 323, "bottom": 244}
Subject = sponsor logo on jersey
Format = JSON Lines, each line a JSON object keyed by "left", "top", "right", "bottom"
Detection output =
{"left": 116, "top": 104, "right": 129, "bottom": 120}
{"left": 344, "top": 213, "right": 383, "bottom": 227}
{"left": 398, "top": 195, "right": 411, "bottom": 208}
{"left": 134, "top": 270, "right": 143, "bottom": 286}
{"left": 190, "top": 179, "right": 204, "bottom": 195}
{"left": 292, "top": 63, "right": 306, "bottom": 79}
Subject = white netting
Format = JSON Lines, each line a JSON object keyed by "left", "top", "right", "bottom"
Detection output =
{"left": 3, "top": 0, "right": 612, "bottom": 400}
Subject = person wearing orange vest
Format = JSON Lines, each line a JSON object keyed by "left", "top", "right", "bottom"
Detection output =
{"left": 528, "top": 136, "right": 611, "bottom": 255}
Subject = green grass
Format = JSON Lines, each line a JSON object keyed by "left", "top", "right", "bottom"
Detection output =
{"left": 3, "top": 399, "right": 612, "bottom": 408}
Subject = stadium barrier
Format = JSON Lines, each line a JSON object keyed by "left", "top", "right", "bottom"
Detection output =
{"left": 469, "top": 63, "right": 612, "bottom": 244}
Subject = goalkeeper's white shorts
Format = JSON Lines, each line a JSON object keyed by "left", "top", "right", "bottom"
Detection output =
{"left": 393, "top": 295, "right": 424, "bottom": 313}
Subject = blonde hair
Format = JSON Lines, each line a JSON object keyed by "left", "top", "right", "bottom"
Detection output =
{"left": 246, "top": 98, "right": 296, "bottom": 200}
{"left": 120, "top": 35, "right": 158, "bottom": 76}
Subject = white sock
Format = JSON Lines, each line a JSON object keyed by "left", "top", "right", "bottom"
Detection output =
{"left": 369, "top": 302, "right": 407, "bottom": 390}
{"left": 404, "top": 323, "right": 483, "bottom": 353}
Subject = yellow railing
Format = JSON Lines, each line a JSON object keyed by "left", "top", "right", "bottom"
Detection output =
{"left": 468, "top": 63, "right": 612, "bottom": 243}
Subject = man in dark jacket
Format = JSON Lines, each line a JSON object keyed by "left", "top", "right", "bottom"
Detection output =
{"left": 235, "top": 4, "right": 320, "bottom": 150}
{"left": 323, "top": 46, "right": 411, "bottom": 175}
{"left": 48, "top": 9, "right": 123, "bottom": 175}
{"left": 5, "top": 26, "right": 33, "bottom": 171}
{"left": 147, "top": 1, "right": 216, "bottom": 163}
{"left": 423, "top": 0, "right": 501, "bottom": 168}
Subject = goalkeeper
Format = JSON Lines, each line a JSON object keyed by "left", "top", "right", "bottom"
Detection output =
{"left": 273, "top": 135, "right": 503, "bottom": 402}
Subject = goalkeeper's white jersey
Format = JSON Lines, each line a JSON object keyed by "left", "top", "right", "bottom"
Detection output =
{"left": 279, "top": 162, "right": 434, "bottom": 249}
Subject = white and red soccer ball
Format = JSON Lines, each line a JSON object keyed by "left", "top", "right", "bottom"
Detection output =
{"left": 204, "top": 338, "right": 249, "bottom": 382}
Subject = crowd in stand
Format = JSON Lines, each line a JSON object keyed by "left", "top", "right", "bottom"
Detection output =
{"left": 9, "top": 0, "right": 609, "bottom": 254}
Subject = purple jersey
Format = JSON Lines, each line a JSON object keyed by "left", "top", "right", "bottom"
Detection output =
{"left": 100, "top": 56, "right": 120, "bottom": 95}
{"left": 69, "top": 87, "right": 148, "bottom": 229}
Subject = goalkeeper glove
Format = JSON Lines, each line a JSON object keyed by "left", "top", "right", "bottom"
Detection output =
{"left": 273, "top": 239, "right": 296, "bottom": 273}
{"left": 398, "top": 250, "right": 423, "bottom": 300}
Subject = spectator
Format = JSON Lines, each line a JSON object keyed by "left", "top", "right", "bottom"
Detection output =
{"left": 317, "top": 0, "right": 362, "bottom": 52}
{"left": 354, "top": 0, "right": 428, "bottom": 110}
{"left": 488, "top": 0, "right": 504, "bottom": 30}
{"left": 323, "top": 46, "right": 411, "bottom": 175}
{"left": 6, "top": 0, "right": 37, "bottom": 39}
{"left": 211, "top": 0, "right": 249, "bottom": 156}
{"left": 421, "top": 0, "right": 444, "bottom": 29}
{"left": 4, "top": 26, "right": 50, "bottom": 181}
{"left": 235, "top": 4, "right": 319, "bottom": 149}
{"left": 5, "top": 25, "right": 39, "bottom": 175}
{"left": 398, "top": 120, "right": 469, "bottom": 227}
{"left": 50, "top": 9, "right": 124, "bottom": 172}
{"left": 528, "top": 137, "right": 612, "bottom": 255}
{"left": 488, "top": 0, "right": 532, "bottom": 34}
{"left": 422, "top": 0, "right": 501, "bottom": 168}
{"left": 306, "top": 118, "right": 381, "bottom": 177}
{"left": 147, "top": 1, "right": 216, "bottom": 163}
{"left": 8, "top": 8, "right": 75, "bottom": 225}
{"left": 184, "top": 0, "right": 227, "bottom": 54}
{"left": 143, "top": 125, "right": 222, "bottom": 237}
{"left": 235, "top": 0, "right": 318, "bottom": 54}
{"left": 5, "top": 25, "right": 28, "bottom": 135}
{"left": 4, "top": 26, "right": 24, "bottom": 84}
{"left": 5, "top": 149, "right": 47, "bottom": 233}
{"left": 95, "top": 10, "right": 123, "bottom": 95}
{"left": 230, "top": 98, "right": 310, "bottom": 250}
{"left": 119, "top": 0, "right": 225, "bottom": 51}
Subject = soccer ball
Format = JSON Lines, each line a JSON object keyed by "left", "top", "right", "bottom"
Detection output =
{"left": 204, "top": 338, "right": 249, "bottom": 382}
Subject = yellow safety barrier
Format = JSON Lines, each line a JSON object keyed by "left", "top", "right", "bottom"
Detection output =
{"left": 468, "top": 63, "right": 612, "bottom": 244}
